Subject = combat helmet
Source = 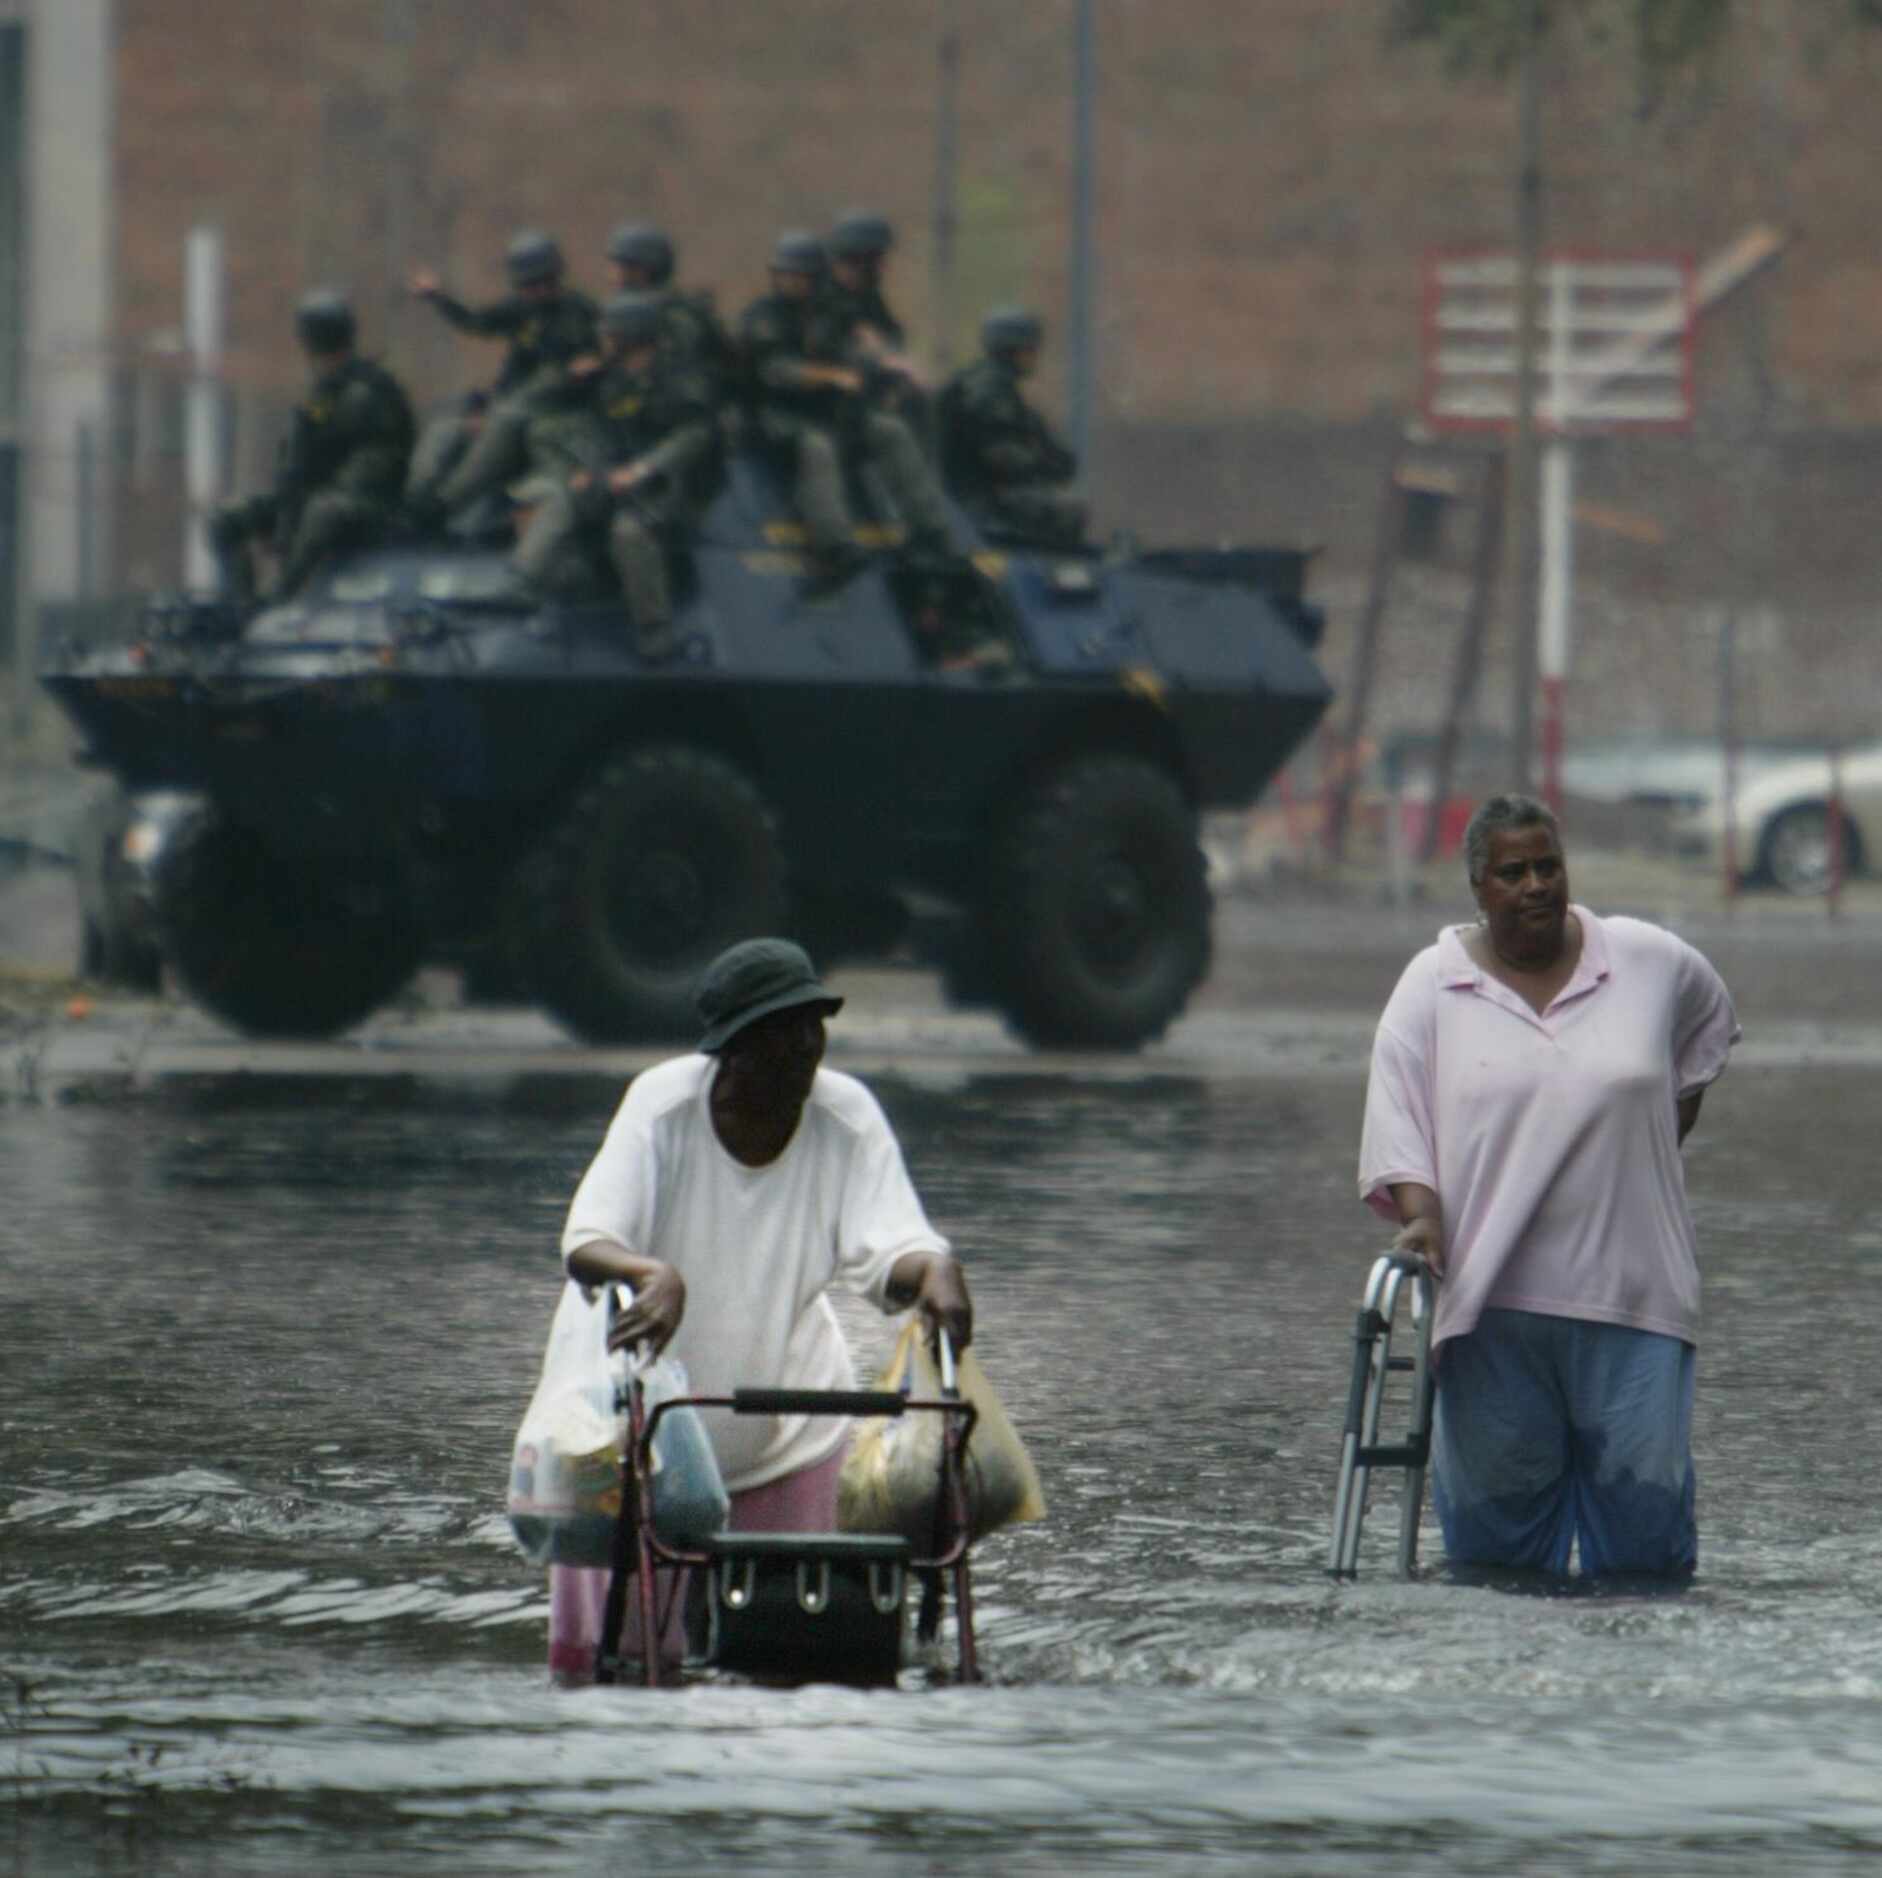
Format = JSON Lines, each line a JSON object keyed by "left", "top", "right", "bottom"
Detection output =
{"left": 982, "top": 307, "right": 1044, "bottom": 356}
{"left": 769, "top": 230, "right": 827, "bottom": 279}
{"left": 606, "top": 222, "right": 675, "bottom": 286}
{"left": 600, "top": 291, "right": 665, "bottom": 352}
{"left": 828, "top": 212, "right": 895, "bottom": 261}
{"left": 505, "top": 229, "right": 565, "bottom": 288}
{"left": 294, "top": 289, "right": 356, "bottom": 354}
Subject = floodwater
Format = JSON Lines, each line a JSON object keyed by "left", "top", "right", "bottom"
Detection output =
{"left": 5, "top": 1040, "right": 1882, "bottom": 1875}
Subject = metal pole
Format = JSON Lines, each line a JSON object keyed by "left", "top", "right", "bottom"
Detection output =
{"left": 1538, "top": 436, "right": 1572, "bottom": 815}
{"left": 384, "top": 0, "right": 419, "bottom": 364}
{"left": 1424, "top": 447, "right": 1509, "bottom": 863}
{"left": 8, "top": 425, "right": 31, "bottom": 740}
{"left": 183, "top": 225, "right": 226, "bottom": 593}
{"left": 76, "top": 418, "right": 96, "bottom": 601}
{"left": 1508, "top": 0, "right": 1544, "bottom": 791}
{"left": 1718, "top": 610, "right": 1739, "bottom": 911}
{"left": 1067, "top": 0, "right": 1095, "bottom": 467}
{"left": 930, "top": 0, "right": 960, "bottom": 378}
{"left": 1323, "top": 443, "right": 1406, "bottom": 864}
{"left": 1537, "top": 257, "right": 1573, "bottom": 817}
{"left": 1826, "top": 745, "right": 1845, "bottom": 919}
{"left": 6, "top": 16, "right": 32, "bottom": 740}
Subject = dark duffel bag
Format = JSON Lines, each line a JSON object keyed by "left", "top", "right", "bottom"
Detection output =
{"left": 704, "top": 1532, "right": 913, "bottom": 1685}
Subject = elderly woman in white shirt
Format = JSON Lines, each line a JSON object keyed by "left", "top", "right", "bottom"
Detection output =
{"left": 1359, "top": 793, "right": 1739, "bottom": 1576}
{"left": 547, "top": 936, "right": 972, "bottom": 1680}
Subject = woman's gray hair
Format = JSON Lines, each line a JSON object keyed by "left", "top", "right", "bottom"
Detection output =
{"left": 1463, "top": 793, "right": 1561, "bottom": 885}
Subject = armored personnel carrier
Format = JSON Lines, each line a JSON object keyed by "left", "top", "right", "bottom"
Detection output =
{"left": 40, "top": 464, "right": 1331, "bottom": 1050}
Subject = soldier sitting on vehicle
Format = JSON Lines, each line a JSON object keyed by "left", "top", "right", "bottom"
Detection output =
{"left": 405, "top": 229, "right": 601, "bottom": 527}
{"left": 604, "top": 221, "right": 735, "bottom": 398}
{"left": 512, "top": 293, "right": 721, "bottom": 664}
{"left": 939, "top": 308, "right": 1087, "bottom": 551}
{"left": 824, "top": 210, "right": 931, "bottom": 447}
{"left": 209, "top": 290, "right": 415, "bottom": 606}
{"left": 738, "top": 230, "right": 961, "bottom": 592}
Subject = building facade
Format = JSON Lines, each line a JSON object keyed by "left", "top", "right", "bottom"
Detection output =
{"left": 1, "top": 0, "right": 113, "bottom": 685}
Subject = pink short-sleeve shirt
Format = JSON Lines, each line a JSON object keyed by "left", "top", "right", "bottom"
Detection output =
{"left": 1358, "top": 906, "right": 1739, "bottom": 1351}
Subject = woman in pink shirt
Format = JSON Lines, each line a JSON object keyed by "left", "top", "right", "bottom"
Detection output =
{"left": 1359, "top": 794, "right": 1739, "bottom": 1576}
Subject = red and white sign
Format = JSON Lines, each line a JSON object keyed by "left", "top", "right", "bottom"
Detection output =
{"left": 1422, "top": 252, "right": 1695, "bottom": 434}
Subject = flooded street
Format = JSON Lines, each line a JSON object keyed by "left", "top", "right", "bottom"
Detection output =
{"left": 6, "top": 904, "right": 1882, "bottom": 1874}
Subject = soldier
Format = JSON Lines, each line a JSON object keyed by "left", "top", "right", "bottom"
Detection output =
{"left": 824, "top": 210, "right": 930, "bottom": 444}
{"left": 824, "top": 212, "right": 908, "bottom": 354}
{"left": 738, "top": 230, "right": 959, "bottom": 590}
{"left": 406, "top": 229, "right": 601, "bottom": 523}
{"left": 939, "top": 308, "right": 1086, "bottom": 550}
{"left": 208, "top": 290, "right": 415, "bottom": 605}
{"left": 604, "top": 221, "right": 734, "bottom": 395}
{"left": 513, "top": 293, "right": 721, "bottom": 663}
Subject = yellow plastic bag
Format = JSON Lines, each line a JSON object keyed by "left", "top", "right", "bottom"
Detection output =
{"left": 838, "top": 1319, "right": 1046, "bottom": 1545}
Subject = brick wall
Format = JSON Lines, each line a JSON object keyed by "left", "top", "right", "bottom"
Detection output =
{"left": 108, "top": 1, "right": 1882, "bottom": 739}
{"left": 115, "top": 2, "right": 1882, "bottom": 421}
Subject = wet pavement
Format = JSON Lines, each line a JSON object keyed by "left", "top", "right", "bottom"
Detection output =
{"left": 5, "top": 877, "right": 1882, "bottom": 1874}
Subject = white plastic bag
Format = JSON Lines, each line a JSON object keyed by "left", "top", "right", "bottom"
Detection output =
{"left": 506, "top": 1279, "right": 728, "bottom": 1567}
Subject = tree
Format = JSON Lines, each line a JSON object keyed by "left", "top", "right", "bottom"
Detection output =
{"left": 1393, "top": 1, "right": 1732, "bottom": 85}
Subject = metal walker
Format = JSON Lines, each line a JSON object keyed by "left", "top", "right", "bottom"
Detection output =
{"left": 1328, "top": 1252, "right": 1437, "bottom": 1578}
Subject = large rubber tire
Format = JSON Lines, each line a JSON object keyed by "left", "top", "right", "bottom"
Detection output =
{"left": 516, "top": 745, "right": 787, "bottom": 1043}
{"left": 1760, "top": 802, "right": 1863, "bottom": 897}
{"left": 153, "top": 811, "right": 424, "bottom": 1038}
{"left": 983, "top": 755, "right": 1211, "bottom": 1050}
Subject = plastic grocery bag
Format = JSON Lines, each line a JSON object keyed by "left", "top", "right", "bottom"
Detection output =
{"left": 838, "top": 1318, "right": 1046, "bottom": 1546}
{"left": 507, "top": 1278, "right": 729, "bottom": 1567}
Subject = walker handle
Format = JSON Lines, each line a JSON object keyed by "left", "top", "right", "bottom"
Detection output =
{"left": 936, "top": 1328, "right": 960, "bottom": 1398}
{"left": 730, "top": 1388, "right": 909, "bottom": 1417}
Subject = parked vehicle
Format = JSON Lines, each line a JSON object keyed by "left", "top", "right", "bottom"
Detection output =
{"left": 1669, "top": 739, "right": 1882, "bottom": 895}
{"left": 1559, "top": 735, "right": 1815, "bottom": 816}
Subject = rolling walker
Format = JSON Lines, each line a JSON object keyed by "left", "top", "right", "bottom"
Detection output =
{"left": 597, "top": 1331, "right": 982, "bottom": 1687}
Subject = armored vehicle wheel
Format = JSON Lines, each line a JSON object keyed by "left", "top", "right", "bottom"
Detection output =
{"left": 153, "top": 811, "right": 424, "bottom": 1037}
{"left": 518, "top": 745, "right": 787, "bottom": 1042}
{"left": 985, "top": 755, "right": 1211, "bottom": 1049}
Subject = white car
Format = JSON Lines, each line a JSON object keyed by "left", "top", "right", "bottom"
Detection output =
{"left": 1669, "top": 739, "right": 1882, "bottom": 894}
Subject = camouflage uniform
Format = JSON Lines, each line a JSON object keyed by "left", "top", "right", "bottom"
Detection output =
{"left": 823, "top": 279, "right": 906, "bottom": 353}
{"left": 652, "top": 287, "right": 736, "bottom": 398}
{"left": 939, "top": 355, "right": 1086, "bottom": 549}
{"left": 513, "top": 352, "right": 720, "bottom": 655}
{"left": 738, "top": 288, "right": 954, "bottom": 562}
{"left": 410, "top": 285, "right": 602, "bottom": 514}
{"left": 210, "top": 356, "right": 415, "bottom": 602}
{"left": 822, "top": 278, "right": 934, "bottom": 452}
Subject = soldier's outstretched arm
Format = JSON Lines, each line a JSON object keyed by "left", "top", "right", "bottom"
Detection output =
{"left": 415, "top": 284, "right": 523, "bottom": 339}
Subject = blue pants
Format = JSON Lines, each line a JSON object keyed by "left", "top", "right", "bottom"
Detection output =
{"left": 1432, "top": 1308, "right": 1697, "bottom": 1577}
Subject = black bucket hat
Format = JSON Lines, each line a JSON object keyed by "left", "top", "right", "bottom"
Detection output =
{"left": 696, "top": 938, "right": 843, "bottom": 1053}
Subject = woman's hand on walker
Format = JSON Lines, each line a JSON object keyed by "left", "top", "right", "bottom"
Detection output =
{"left": 606, "top": 1262, "right": 685, "bottom": 1356}
{"left": 1394, "top": 1214, "right": 1443, "bottom": 1275}
{"left": 889, "top": 1251, "right": 974, "bottom": 1351}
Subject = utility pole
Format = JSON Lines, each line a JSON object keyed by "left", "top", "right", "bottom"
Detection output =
{"left": 1506, "top": 0, "right": 1544, "bottom": 792}
{"left": 183, "top": 226, "right": 226, "bottom": 593}
{"left": 1067, "top": 0, "right": 1096, "bottom": 465}
{"left": 384, "top": 0, "right": 420, "bottom": 364}
{"left": 930, "top": 0, "right": 961, "bottom": 377}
